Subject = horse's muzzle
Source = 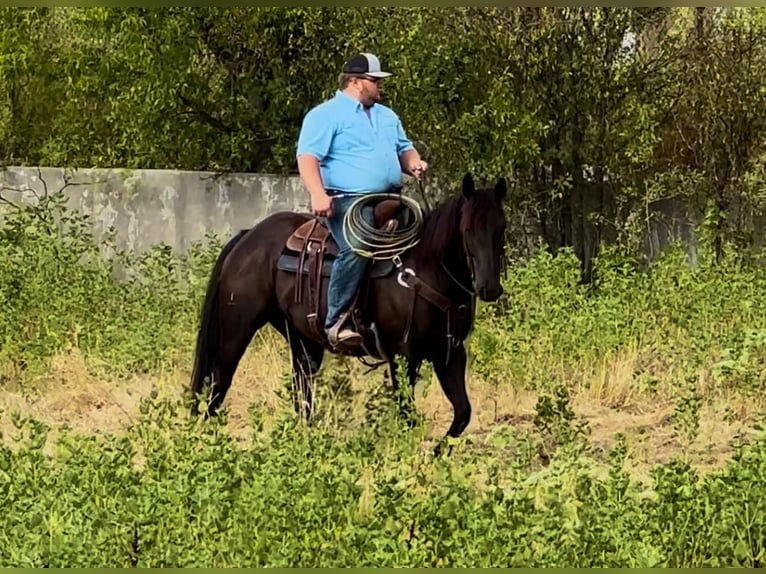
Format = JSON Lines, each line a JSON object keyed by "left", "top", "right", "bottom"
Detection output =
{"left": 479, "top": 284, "right": 503, "bottom": 302}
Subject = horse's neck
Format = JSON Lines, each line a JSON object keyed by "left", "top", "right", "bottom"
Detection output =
{"left": 413, "top": 215, "right": 472, "bottom": 299}
{"left": 439, "top": 230, "right": 473, "bottom": 297}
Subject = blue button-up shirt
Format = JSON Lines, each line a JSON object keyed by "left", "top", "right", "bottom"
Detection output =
{"left": 296, "top": 91, "right": 414, "bottom": 194}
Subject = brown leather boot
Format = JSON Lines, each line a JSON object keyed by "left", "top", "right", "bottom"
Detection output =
{"left": 326, "top": 313, "right": 362, "bottom": 347}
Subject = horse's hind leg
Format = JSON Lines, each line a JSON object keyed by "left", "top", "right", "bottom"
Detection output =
{"left": 267, "top": 318, "right": 324, "bottom": 421}
{"left": 431, "top": 343, "right": 471, "bottom": 455}
{"left": 206, "top": 305, "right": 269, "bottom": 417}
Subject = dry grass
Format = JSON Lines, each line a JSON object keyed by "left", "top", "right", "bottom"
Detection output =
{"left": 0, "top": 332, "right": 760, "bottom": 480}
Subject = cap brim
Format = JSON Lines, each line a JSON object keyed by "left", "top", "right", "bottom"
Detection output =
{"left": 366, "top": 71, "right": 392, "bottom": 78}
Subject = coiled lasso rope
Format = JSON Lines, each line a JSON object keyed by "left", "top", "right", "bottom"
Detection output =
{"left": 342, "top": 193, "right": 424, "bottom": 261}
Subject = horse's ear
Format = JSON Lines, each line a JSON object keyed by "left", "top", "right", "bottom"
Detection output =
{"left": 494, "top": 177, "right": 507, "bottom": 201}
{"left": 462, "top": 173, "right": 475, "bottom": 198}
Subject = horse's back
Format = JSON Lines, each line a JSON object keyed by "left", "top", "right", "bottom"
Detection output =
{"left": 242, "top": 210, "right": 311, "bottom": 250}
{"left": 256, "top": 210, "right": 313, "bottom": 232}
{"left": 221, "top": 210, "right": 311, "bottom": 280}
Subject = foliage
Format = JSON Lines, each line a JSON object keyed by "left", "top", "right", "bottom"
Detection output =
{"left": 0, "top": 179, "right": 765, "bottom": 567}
{"left": 2, "top": 195, "right": 765, "bottom": 405}
{"left": 2, "top": 392, "right": 766, "bottom": 567}
{"left": 0, "top": 193, "right": 221, "bottom": 381}
{"left": 3, "top": 7, "right": 766, "bottom": 257}
{"left": 2, "top": 9, "right": 766, "bottom": 564}
{"left": 470, "top": 242, "right": 766, "bottom": 395}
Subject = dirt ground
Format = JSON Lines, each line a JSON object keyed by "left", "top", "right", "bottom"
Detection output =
{"left": 1, "top": 342, "right": 760, "bottom": 482}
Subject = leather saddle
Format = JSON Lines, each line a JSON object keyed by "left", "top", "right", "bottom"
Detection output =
{"left": 277, "top": 198, "right": 405, "bottom": 344}
{"left": 284, "top": 198, "right": 402, "bottom": 256}
{"left": 279, "top": 198, "right": 404, "bottom": 272}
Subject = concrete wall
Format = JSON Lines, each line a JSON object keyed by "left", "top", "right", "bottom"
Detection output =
{"left": 0, "top": 165, "right": 707, "bottom": 261}
{"left": 0, "top": 166, "right": 312, "bottom": 253}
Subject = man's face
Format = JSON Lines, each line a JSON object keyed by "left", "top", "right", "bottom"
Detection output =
{"left": 356, "top": 75, "right": 383, "bottom": 107}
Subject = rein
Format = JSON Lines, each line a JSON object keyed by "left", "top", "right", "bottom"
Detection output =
{"left": 441, "top": 261, "right": 475, "bottom": 298}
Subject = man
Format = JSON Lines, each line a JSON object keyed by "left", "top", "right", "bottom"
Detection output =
{"left": 296, "top": 52, "right": 427, "bottom": 347}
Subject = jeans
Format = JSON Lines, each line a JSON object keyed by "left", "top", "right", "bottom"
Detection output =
{"left": 324, "top": 195, "right": 374, "bottom": 330}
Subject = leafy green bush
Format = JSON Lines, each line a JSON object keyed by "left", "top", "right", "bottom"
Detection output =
{"left": 2, "top": 394, "right": 766, "bottom": 567}
{"left": 0, "top": 194, "right": 221, "bottom": 382}
{"left": 471, "top": 243, "right": 766, "bottom": 396}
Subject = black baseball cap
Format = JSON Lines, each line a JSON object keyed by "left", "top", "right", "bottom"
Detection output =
{"left": 342, "top": 53, "right": 392, "bottom": 78}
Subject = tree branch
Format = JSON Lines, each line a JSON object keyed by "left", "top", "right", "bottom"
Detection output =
{"left": 178, "top": 93, "right": 233, "bottom": 134}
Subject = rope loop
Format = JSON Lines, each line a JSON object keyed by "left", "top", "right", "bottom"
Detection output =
{"left": 342, "top": 193, "right": 424, "bottom": 260}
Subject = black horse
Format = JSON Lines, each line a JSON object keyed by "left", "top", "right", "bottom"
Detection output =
{"left": 190, "top": 173, "right": 507, "bottom": 448}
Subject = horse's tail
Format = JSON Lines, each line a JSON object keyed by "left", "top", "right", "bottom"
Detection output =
{"left": 189, "top": 229, "right": 249, "bottom": 414}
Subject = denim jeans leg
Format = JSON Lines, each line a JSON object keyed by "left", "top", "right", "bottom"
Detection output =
{"left": 324, "top": 196, "right": 373, "bottom": 330}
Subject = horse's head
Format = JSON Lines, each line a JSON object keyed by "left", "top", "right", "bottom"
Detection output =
{"left": 459, "top": 173, "right": 507, "bottom": 302}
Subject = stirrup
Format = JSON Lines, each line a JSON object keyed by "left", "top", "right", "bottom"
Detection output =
{"left": 326, "top": 326, "right": 362, "bottom": 347}
{"left": 326, "top": 312, "right": 357, "bottom": 346}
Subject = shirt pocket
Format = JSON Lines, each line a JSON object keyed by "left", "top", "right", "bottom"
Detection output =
{"left": 336, "top": 120, "right": 374, "bottom": 152}
{"left": 378, "top": 118, "right": 400, "bottom": 149}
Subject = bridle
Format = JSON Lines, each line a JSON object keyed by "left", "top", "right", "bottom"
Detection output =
{"left": 393, "top": 194, "right": 504, "bottom": 365}
{"left": 440, "top": 219, "right": 476, "bottom": 302}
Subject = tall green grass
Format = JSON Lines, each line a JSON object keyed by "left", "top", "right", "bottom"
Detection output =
{"left": 471, "top": 244, "right": 766, "bottom": 397}
{"left": 0, "top": 194, "right": 221, "bottom": 382}
{"left": 1, "top": 195, "right": 764, "bottom": 401}
{"left": 2, "top": 197, "right": 766, "bottom": 567}
{"left": 1, "top": 396, "right": 765, "bottom": 567}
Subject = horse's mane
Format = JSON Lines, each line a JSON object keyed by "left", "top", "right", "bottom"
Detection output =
{"left": 416, "top": 189, "right": 499, "bottom": 261}
{"left": 417, "top": 194, "right": 465, "bottom": 260}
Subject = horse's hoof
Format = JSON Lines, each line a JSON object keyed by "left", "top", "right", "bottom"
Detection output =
{"left": 433, "top": 441, "right": 446, "bottom": 457}
{"left": 433, "top": 438, "right": 454, "bottom": 458}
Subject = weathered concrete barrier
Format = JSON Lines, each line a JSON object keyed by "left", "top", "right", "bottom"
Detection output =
{"left": 1, "top": 165, "right": 732, "bottom": 264}
{"left": 0, "top": 166, "right": 311, "bottom": 253}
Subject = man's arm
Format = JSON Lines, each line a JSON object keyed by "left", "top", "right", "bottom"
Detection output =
{"left": 297, "top": 153, "right": 334, "bottom": 217}
{"left": 297, "top": 154, "right": 326, "bottom": 197}
{"left": 297, "top": 108, "right": 335, "bottom": 216}
{"left": 394, "top": 117, "right": 427, "bottom": 179}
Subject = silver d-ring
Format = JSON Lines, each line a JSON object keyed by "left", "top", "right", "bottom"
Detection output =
{"left": 397, "top": 268, "right": 416, "bottom": 288}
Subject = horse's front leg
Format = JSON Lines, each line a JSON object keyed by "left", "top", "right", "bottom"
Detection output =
{"left": 432, "top": 342, "right": 470, "bottom": 456}
{"left": 388, "top": 357, "right": 422, "bottom": 428}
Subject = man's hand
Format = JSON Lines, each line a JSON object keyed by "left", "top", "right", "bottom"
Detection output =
{"left": 311, "top": 191, "right": 333, "bottom": 218}
{"left": 298, "top": 154, "right": 333, "bottom": 217}
{"left": 409, "top": 160, "right": 428, "bottom": 180}
{"left": 399, "top": 149, "right": 428, "bottom": 181}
